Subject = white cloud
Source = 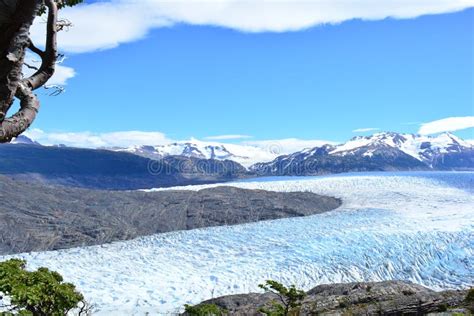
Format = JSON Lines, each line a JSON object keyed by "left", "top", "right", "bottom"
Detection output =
{"left": 244, "top": 138, "right": 338, "bottom": 156}
{"left": 47, "top": 64, "right": 76, "bottom": 86}
{"left": 30, "top": 2, "right": 171, "bottom": 53}
{"left": 418, "top": 116, "right": 474, "bottom": 135}
{"left": 352, "top": 127, "right": 380, "bottom": 133}
{"left": 24, "top": 129, "right": 172, "bottom": 148}
{"left": 30, "top": 0, "right": 474, "bottom": 53}
{"left": 205, "top": 134, "right": 252, "bottom": 140}
{"left": 23, "top": 129, "right": 337, "bottom": 156}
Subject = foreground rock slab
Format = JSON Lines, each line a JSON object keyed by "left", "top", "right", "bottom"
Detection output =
{"left": 0, "top": 176, "right": 341, "bottom": 255}
{"left": 190, "top": 281, "right": 472, "bottom": 315}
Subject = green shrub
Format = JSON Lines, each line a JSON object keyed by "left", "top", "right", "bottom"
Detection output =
{"left": 466, "top": 288, "right": 474, "bottom": 303}
{"left": 338, "top": 297, "right": 350, "bottom": 308}
{"left": 258, "top": 280, "right": 306, "bottom": 316}
{"left": 466, "top": 288, "right": 474, "bottom": 312}
{"left": 0, "top": 259, "right": 88, "bottom": 315}
{"left": 438, "top": 303, "right": 448, "bottom": 312}
{"left": 184, "top": 303, "right": 226, "bottom": 316}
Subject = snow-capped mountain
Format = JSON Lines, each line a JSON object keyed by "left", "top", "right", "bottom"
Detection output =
{"left": 117, "top": 142, "right": 238, "bottom": 160}
{"left": 111, "top": 141, "right": 278, "bottom": 168}
{"left": 329, "top": 132, "right": 472, "bottom": 164}
{"left": 6, "top": 131, "right": 473, "bottom": 173}
{"left": 10, "top": 135, "right": 41, "bottom": 145}
{"left": 251, "top": 132, "right": 473, "bottom": 175}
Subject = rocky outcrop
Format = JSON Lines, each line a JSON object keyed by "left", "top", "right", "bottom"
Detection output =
{"left": 0, "top": 176, "right": 341, "bottom": 255}
{"left": 189, "top": 281, "right": 472, "bottom": 315}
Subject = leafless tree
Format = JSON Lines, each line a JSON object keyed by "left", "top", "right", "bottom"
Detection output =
{"left": 0, "top": 0, "right": 80, "bottom": 142}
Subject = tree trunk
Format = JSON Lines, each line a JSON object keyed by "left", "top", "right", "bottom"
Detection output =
{"left": 0, "top": 0, "right": 57, "bottom": 142}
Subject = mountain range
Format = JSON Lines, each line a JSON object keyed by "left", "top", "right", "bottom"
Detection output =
{"left": 109, "top": 132, "right": 473, "bottom": 174}
{"left": 3, "top": 132, "right": 472, "bottom": 189}
{"left": 251, "top": 132, "right": 474, "bottom": 175}
{"left": 108, "top": 140, "right": 277, "bottom": 167}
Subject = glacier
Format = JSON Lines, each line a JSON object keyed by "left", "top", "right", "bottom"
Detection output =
{"left": 1, "top": 172, "right": 473, "bottom": 315}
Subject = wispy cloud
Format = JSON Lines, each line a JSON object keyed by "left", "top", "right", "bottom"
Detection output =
{"left": 352, "top": 127, "right": 380, "bottom": 133}
{"left": 418, "top": 116, "right": 474, "bottom": 135}
{"left": 205, "top": 134, "right": 252, "bottom": 140}
{"left": 24, "top": 129, "right": 172, "bottom": 148}
{"left": 30, "top": 0, "right": 474, "bottom": 53}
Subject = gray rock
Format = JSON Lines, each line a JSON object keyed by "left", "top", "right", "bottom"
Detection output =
{"left": 0, "top": 176, "right": 341, "bottom": 255}
{"left": 189, "top": 281, "right": 471, "bottom": 315}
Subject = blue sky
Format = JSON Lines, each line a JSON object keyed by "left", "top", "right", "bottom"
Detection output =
{"left": 25, "top": 1, "right": 473, "bottom": 147}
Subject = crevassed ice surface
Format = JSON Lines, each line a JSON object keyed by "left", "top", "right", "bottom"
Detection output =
{"left": 2, "top": 172, "right": 474, "bottom": 315}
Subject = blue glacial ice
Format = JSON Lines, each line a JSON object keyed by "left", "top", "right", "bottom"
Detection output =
{"left": 1, "top": 172, "right": 473, "bottom": 314}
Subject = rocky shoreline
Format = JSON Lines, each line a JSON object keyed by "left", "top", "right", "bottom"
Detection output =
{"left": 186, "top": 281, "right": 473, "bottom": 315}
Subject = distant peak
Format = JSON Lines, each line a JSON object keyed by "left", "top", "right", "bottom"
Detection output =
{"left": 10, "top": 135, "right": 41, "bottom": 145}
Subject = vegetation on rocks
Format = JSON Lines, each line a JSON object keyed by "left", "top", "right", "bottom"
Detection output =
{"left": 258, "top": 280, "right": 306, "bottom": 316}
{"left": 186, "top": 280, "right": 472, "bottom": 315}
{"left": 466, "top": 288, "right": 474, "bottom": 312}
{"left": 184, "top": 303, "right": 227, "bottom": 316}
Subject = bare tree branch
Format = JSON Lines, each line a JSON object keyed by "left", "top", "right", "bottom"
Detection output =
{"left": 77, "top": 299, "right": 95, "bottom": 316}
{"left": 44, "top": 84, "right": 65, "bottom": 96}
{"left": 0, "top": 0, "right": 59, "bottom": 142}
{"left": 56, "top": 18, "right": 72, "bottom": 31}
{"left": 22, "top": 0, "right": 58, "bottom": 90}
{"left": 56, "top": 53, "right": 66, "bottom": 64}
{"left": 0, "top": 81, "right": 40, "bottom": 142}
{"left": 0, "top": 0, "right": 39, "bottom": 124}
{"left": 27, "top": 38, "right": 45, "bottom": 58}
{"left": 23, "top": 62, "right": 38, "bottom": 70}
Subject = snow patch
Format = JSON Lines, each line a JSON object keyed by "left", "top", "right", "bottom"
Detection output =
{"left": 329, "top": 132, "right": 472, "bottom": 161}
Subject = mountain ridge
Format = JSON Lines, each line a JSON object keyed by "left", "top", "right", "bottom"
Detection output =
{"left": 103, "top": 131, "right": 473, "bottom": 169}
{"left": 107, "top": 140, "right": 277, "bottom": 168}
{"left": 0, "top": 143, "right": 249, "bottom": 190}
{"left": 251, "top": 132, "right": 473, "bottom": 175}
{"left": 5, "top": 132, "right": 473, "bottom": 184}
